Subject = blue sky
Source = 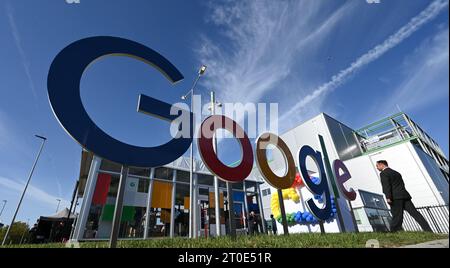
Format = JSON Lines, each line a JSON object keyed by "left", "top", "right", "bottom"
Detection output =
{"left": 0, "top": 0, "right": 448, "bottom": 225}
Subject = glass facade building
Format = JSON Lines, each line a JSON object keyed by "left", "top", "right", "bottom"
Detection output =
{"left": 73, "top": 152, "right": 265, "bottom": 240}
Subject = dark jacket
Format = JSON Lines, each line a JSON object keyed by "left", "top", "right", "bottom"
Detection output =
{"left": 380, "top": 168, "right": 412, "bottom": 200}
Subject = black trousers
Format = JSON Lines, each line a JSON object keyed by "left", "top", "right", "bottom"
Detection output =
{"left": 389, "top": 199, "right": 432, "bottom": 232}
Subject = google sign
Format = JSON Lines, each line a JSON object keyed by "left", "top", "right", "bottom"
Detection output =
{"left": 47, "top": 36, "right": 356, "bottom": 223}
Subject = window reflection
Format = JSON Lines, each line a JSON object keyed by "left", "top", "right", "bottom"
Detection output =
{"left": 174, "top": 183, "right": 190, "bottom": 237}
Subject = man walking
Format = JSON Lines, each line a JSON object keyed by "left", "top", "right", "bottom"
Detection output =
{"left": 270, "top": 214, "right": 277, "bottom": 235}
{"left": 376, "top": 160, "right": 432, "bottom": 232}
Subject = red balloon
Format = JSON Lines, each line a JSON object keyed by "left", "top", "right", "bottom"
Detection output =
{"left": 292, "top": 172, "right": 304, "bottom": 188}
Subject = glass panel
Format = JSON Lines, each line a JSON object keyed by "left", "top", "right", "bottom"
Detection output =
{"left": 129, "top": 167, "right": 150, "bottom": 177}
{"left": 174, "top": 183, "right": 190, "bottom": 237}
{"left": 262, "top": 188, "right": 271, "bottom": 197}
{"left": 244, "top": 181, "right": 258, "bottom": 193}
{"left": 199, "top": 188, "right": 209, "bottom": 196}
{"left": 137, "top": 178, "right": 149, "bottom": 193}
{"left": 83, "top": 173, "right": 117, "bottom": 239}
{"left": 100, "top": 159, "right": 121, "bottom": 173}
{"left": 365, "top": 208, "right": 390, "bottom": 232}
{"left": 199, "top": 199, "right": 210, "bottom": 236}
{"left": 107, "top": 175, "right": 120, "bottom": 197}
{"left": 147, "top": 180, "right": 172, "bottom": 237}
{"left": 154, "top": 167, "right": 174, "bottom": 181}
{"left": 324, "top": 115, "right": 362, "bottom": 161}
{"left": 176, "top": 170, "right": 190, "bottom": 183}
{"left": 197, "top": 173, "right": 214, "bottom": 186}
{"left": 233, "top": 203, "right": 245, "bottom": 230}
{"left": 208, "top": 190, "right": 225, "bottom": 226}
{"left": 118, "top": 206, "right": 146, "bottom": 238}
{"left": 232, "top": 182, "right": 244, "bottom": 190}
{"left": 246, "top": 192, "right": 259, "bottom": 214}
{"left": 218, "top": 179, "right": 227, "bottom": 188}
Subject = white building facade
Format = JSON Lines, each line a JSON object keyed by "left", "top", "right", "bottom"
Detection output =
{"left": 256, "top": 113, "right": 449, "bottom": 234}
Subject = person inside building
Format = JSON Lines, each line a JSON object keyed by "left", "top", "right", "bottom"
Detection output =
{"left": 249, "top": 211, "right": 259, "bottom": 235}
{"left": 376, "top": 160, "right": 432, "bottom": 232}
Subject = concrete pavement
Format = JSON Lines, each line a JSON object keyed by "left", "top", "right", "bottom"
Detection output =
{"left": 400, "top": 239, "right": 449, "bottom": 248}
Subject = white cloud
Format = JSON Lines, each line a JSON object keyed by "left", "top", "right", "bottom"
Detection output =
{"left": 0, "top": 110, "right": 25, "bottom": 153}
{"left": 375, "top": 27, "right": 449, "bottom": 116}
{"left": 280, "top": 0, "right": 449, "bottom": 124}
{"left": 0, "top": 176, "right": 69, "bottom": 209}
{"left": 197, "top": 1, "right": 356, "bottom": 125}
{"left": 5, "top": 2, "right": 38, "bottom": 101}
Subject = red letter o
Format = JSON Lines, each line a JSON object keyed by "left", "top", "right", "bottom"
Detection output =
{"left": 198, "top": 115, "right": 253, "bottom": 182}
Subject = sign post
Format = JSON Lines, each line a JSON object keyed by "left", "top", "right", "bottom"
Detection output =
{"left": 277, "top": 189, "right": 289, "bottom": 235}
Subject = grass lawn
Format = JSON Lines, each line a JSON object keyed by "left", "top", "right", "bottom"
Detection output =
{"left": 2, "top": 231, "right": 448, "bottom": 248}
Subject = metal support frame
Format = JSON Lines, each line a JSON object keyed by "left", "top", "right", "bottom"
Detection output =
{"left": 242, "top": 182, "right": 249, "bottom": 231}
{"left": 109, "top": 165, "right": 129, "bottom": 248}
{"left": 170, "top": 170, "right": 177, "bottom": 238}
{"left": 256, "top": 182, "right": 267, "bottom": 234}
{"left": 73, "top": 155, "right": 102, "bottom": 241}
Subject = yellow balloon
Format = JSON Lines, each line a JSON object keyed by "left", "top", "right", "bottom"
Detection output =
{"left": 270, "top": 187, "right": 301, "bottom": 218}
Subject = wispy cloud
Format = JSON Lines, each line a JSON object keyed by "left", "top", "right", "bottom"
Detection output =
{"left": 280, "top": 0, "right": 449, "bottom": 123}
{"left": 197, "top": 1, "right": 356, "bottom": 110}
{"left": 374, "top": 26, "right": 449, "bottom": 117}
{"left": 0, "top": 110, "right": 28, "bottom": 155}
{"left": 5, "top": 2, "right": 38, "bottom": 101}
{"left": 0, "top": 176, "right": 69, "bottom": 210}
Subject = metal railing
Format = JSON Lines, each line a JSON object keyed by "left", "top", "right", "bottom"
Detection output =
{"left": 402, "top": 205, "right": 449, "bottom": 234}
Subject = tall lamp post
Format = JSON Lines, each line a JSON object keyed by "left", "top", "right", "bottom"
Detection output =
{"left": 2, "top": 134, "right": 47, "bottom": 246}
{"left": 181, "top": 65, "right": 207, "bottom": 238}
{"left": 0, "top": 200, "right": 7, "bottom": 220}
{"left": 56, "top": 198, "right": 61, "bottom": 213}
{"left": 208, "top": 91, "right": 222, "bottom": 237}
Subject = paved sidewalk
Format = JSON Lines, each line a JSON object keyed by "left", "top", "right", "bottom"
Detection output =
{"left": 400, "top": 239, "right": 449, "bottom": 248}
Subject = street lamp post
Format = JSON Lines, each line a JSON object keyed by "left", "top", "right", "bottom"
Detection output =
{"left": 56, "top": 199, "right": 61, "bottom": 213}
{"left": 209, "top": 91, "right": 222, "bottom": 237}
{"left": 181, "top": 65, "right": 206, "bottom": 238}
{"left": 2, "top": 135, "right": 47, "bottom": 246}
{"left": 0, "top": 200, "right": 7, "bottom": 220}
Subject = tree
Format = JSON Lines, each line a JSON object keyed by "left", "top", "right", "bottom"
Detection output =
{"left": 0, "top": 221, "right": 30, "bottom": 245}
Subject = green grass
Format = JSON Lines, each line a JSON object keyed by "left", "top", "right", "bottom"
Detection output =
{"left": 2, "top": 232, "right": 447, "bottom": 248}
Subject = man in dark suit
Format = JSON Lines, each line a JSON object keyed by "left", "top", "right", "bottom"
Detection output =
{"left": 376, "top": 160, "right": 432, "bottom": 232}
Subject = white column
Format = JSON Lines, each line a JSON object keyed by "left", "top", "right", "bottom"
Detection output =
{"left": 143, "top": 168, "right": 155, "bottom": 239}
{"left": 73, "top": 155, "right": 101, "bottom": 241}
{"left": 170, "top": 170, "right": 177, "bottom": 238}
{"left": 242, "top": 182, "right": 249, "bottom": 230}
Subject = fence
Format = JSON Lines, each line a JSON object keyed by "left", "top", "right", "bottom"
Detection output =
{"left": 402, "top": 205, "right": 449, "bottom": 234}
